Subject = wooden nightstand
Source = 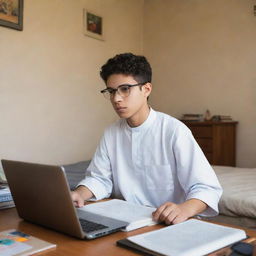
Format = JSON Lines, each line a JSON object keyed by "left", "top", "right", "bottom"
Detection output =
{"left": 182, "top": 121, "right": 238, "bottom": 166}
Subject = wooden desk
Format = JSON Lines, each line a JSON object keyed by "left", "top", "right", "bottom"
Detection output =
{"left": 1, "top": 208, "right": 256, "bottom": 256}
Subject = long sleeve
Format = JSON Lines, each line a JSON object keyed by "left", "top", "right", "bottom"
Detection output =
{"left": 77, "top": 133, "right": 113, "bottom": 200}
{"left": 173, "top": 124, "right": 223, "bottom": 216}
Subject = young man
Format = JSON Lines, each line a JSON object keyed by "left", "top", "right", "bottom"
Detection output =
{"left": 71, "top": 53, "right": 222, "bottom": 225}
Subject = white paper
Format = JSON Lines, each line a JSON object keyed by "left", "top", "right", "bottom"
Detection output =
{"left": 128, "top": 219, "right": 247, "bottom": 256}
{"left": 80, "top": 199, "right": 157, "bottom": 231}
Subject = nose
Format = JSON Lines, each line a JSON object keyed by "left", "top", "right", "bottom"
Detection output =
{"left": 112, "top": 91, "right": 123, "bottom": 102}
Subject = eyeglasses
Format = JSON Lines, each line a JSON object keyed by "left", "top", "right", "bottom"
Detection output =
{"left": 100, "top": 82, "right": 147, "bottom": 100}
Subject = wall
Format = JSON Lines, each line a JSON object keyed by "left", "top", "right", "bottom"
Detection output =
{"left": 144, "top": 0, "right": 256, "bottom": 167}
{"left": 1, "top": 0, "right": 255, "bottom": 171}
{"left": 0, "top": 0, "right": 144, "bottom": 167}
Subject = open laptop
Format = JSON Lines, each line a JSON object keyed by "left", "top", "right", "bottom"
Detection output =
{"left": 1, "top": 159, "right": 128, "bottom": 239}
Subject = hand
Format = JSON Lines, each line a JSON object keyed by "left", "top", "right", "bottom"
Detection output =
{"left": 71, "top": 190, "right": 86, "bottom": 208}
{"left": 152, "top": 202, "right": 189, "bottom": 225}
{"left": 71, "top": 186, "right": 94, "bottom": 208}
{"left": 152, "top": 199, "right": 207, "bottom": 225}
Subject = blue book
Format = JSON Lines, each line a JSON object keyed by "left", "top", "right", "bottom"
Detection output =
{"left": 0, "top": 187, "right": 13, "bottom": 202}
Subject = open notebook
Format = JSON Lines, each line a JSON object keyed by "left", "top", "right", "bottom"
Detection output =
{"left": 117, "top": 219, "right": 247, "bottom": 256}
{"left": 80, "top": 199, "right": 157, "bottom": 231}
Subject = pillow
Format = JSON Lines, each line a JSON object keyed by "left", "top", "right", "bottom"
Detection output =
{"left": 63, "top": 160, "right": 91, "bottom": 190}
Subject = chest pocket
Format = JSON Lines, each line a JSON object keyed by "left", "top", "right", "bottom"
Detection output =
{"left": 145, "top": 164, "right": 173, "bottom": 190}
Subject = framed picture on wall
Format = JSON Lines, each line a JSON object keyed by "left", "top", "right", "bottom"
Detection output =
{"left": 0, "top": 0, "right": 23, "bottom": 30}
{"left": 83, "top": 9, "right": 104, "bottom": 41}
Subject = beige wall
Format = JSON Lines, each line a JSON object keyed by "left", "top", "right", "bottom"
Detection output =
{"left": 1, "top": 0, "right": 255, "bottom": 171}
{"left": 144, "top": 0, "right": 256, "bottom": 167}
{"left": 0, "top": 0, "right": 144, "bottom": 166}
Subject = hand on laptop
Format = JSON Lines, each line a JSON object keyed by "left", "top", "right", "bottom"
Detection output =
{"left": 71, "top": 186, "right": 93, "bottom": 208}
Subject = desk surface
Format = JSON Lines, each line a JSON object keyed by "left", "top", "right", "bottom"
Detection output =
{"left": 1, "top": 208, "right": 256, "bottom": 256}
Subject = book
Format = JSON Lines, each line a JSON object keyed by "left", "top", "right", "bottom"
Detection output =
{"left": 211, "top": 115, "right": 233, "bottom": 121}
{"left": 0, "top": 187, "right": 13, "bottom": 203}
{"left": 0, "top": 200, "right": 15, "bottom": 210}
{"left": 0, "top": 229, "right": 56, "bottom": 256}
{"left": 0, "top": 164, "right": 7, "bottom": 182}
{"left": 0, "top": 183, "right": 15, "bottom": 210}
{"left": 181, "top": 114, "right": 204, "bottom": 122}
{"left": 117, "top": 219, "right": 247, "bottom": 256}
{"left": 80, "top": 199, "right": 157, "bottom": 231}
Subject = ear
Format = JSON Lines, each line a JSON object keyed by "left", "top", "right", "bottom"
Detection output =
{"left": 143, "top": 82, "right": 152, "bottom": 98}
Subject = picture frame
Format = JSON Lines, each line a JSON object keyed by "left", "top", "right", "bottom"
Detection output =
{"left": 0, "top": 0, "right": 23, "bottom": 31}
{"left": 83, "top": 9, "right": 104, "bottom": 41}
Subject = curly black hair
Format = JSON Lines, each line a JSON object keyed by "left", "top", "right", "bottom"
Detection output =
{"left": 100, "top": 53, "right": 152, "bottom": 84}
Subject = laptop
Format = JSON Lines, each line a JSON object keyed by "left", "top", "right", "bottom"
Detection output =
{"left": 1, "top": 159, "right": 128, "bottom": 239}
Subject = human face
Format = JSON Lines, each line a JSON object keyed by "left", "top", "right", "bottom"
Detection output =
{"left": 106, "top": 74, "right": 152, "bottom": 127}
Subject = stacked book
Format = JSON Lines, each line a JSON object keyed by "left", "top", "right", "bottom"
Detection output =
{"left": 0, "top": 185, "right": 15, "bottom": 209}
{"left": 181, "top": 114, "right": 203, "bottom": 122}
{"left": 212, "top": 115, "right": 233, "bottom": 121}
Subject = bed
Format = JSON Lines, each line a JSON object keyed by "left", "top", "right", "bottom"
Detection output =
{"left": 63, "top": 161, "right": 256, "bottom": 229}
{"left": 205, "top": 165, "right": 256, "bottom": 229}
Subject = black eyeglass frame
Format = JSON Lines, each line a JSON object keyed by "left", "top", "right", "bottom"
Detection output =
{"left": 100, "top": 82, "right": 148, "bottom": 98}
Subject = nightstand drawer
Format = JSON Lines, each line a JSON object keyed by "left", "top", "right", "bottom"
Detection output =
{"left": 189, "top": 126, "right": 212, "bottom": 138}
{"left": 182, "top": 120, "right": 237, "bottom": 166}
{"left": 204, "top": 153, "right": 213, "bottom": 163}
{"left": 196, "top": 138, "right": 212, "bottom": 152}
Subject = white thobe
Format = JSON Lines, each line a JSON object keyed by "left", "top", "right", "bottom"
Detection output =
{"left": 78, "top": 109, "right": 222, "bottom": 216}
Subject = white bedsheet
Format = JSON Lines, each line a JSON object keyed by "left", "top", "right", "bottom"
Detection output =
{"left": 213, "top": 165, "right": 256, "bottom": 218}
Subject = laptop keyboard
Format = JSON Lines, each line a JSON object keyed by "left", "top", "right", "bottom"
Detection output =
{"left": 79, "top": 218, "right": 108, "bottom": 233}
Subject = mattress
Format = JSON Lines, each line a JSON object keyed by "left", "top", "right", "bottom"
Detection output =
{"left": 205, "top": 214, "right": 256, "bottom": 230}
{"left": 212, "top": 165, "right": 256, "bottom": 219}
